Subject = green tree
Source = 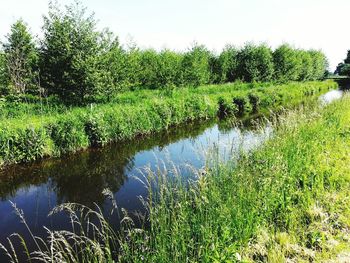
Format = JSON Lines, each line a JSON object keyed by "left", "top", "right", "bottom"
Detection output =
{"left": 0, "top": 51, "right": 8, "bottom": 95}
{"left": 273, "top": 44, "right": 302, "bottom": 82}
{"left": 309, "top": 50, "right": 328, "bottom": 80}
{"left": 236, "top": 43, "right": 274, "bottom": 82}
{"left": 138, "top": 49, "right": 160, "bottom": 88}
{"left": 218, "top": 45, "right": 238, "bottom": 83}
{"left": 335, "top": 50, "right": 350, "bottom": 77}
{"left": 298, "top": 50, "right": 313, "bottom": 81}
{"left": 97, "top": 32, "right": 132, "bottom": 99}
{"left": 208, "top": 53, "right": 221, "bottom": 84}
{"left": 2, "top": 19, "right": 38, "bottom": 94}
{"left": 40, "top": 1, "right": 108, "bottom": 104}
{"left": 344, "top": 50, "right": 350, "bottom": 64}
{"left": 157, "top": 49, "right": 183, "bottom": 88}
{"left": 181, "top": 44, "right": 211, "bottom": 87}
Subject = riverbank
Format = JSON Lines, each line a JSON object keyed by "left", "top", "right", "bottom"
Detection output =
{"left": 1, "top": 83, "right": 348, "bottom": 262}
{"left": 114, "top": 93, "right": 350, "bottom": 262}
{"left": 0, "top": 81, "right": 336, "bottom": 166}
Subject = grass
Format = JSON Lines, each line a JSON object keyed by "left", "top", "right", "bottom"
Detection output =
{"left": 1, "top": 87, "right": 350, "bottom": 262}
{"left": 118, "top": 94, "right": 350, "bottom": 262}
{"left": 0, "top": 80, "right": 337, "bottom": 166}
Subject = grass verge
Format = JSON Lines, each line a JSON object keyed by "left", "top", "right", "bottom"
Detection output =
{"left": 0, "top": 81, "right": 336, "bottom": 166}
{"left": 116, "top": 93, "right": 350, "bottom": 262}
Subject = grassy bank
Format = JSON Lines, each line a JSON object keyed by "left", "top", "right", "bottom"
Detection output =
{"left": 1, "top": 82, "right": 349, "bottom": 262}
{"left": 115, "top": 93, "right": 350, "bottom": 262}
{"left": 0, "top": 81, "right": 336, "bottom": 166}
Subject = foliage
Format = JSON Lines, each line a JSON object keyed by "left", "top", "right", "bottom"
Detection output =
{"left": 273, "top": 44, "right": 302, "bottom": 82}
{"left": 2, "top": 19, "right": 38, "bottom": 95}
{"left": 308, "top": 50, "right": 328, "bottom": 80}
{"left": 0, "top": 81, "right": 336, "bottom": 165}
{"left": 236, "top": 43, "right": 274, "bottom": 82}
{"left": 40, "top": 1, "right": 110, "bottom": 104}
{"left": 217, "top": 44, "right": 238, "bottom": 83}
{"left": 335, "top": 50, "right": 350, "bottom": 77}
{"left": 2, "top": 89, "right": 350, "bottom": 262}
{"left": 181, "top": 44, "right": 211, "bottom": 87}
{"left": 0, "top": 2, "right": 330, "bottom": 103}
{"left": 298, "top": 50, "right": 314, "bottom": 81}
{"left": 0, "top": 52, "right": 8, "bottom": 95}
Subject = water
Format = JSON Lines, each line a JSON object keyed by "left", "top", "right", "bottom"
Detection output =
{"left": 319, "top": 89, "right": 344, "bottom": 104}
{"left": 0, "top": 89, "right": 343, "bottom": 261}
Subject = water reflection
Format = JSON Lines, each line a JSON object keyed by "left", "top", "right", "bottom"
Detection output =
{"left": 1, "top": 89, "right": 341, "bottom": 261}
{"left": 319, "top": 89, "right": 344, "bottom": 105}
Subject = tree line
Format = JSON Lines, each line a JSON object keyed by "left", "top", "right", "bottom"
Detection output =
{"left": 335, "top": 50, "right": 350, "bottom": 77}
{"left": 0, "top": 1, "right": 328, "bottom": 104}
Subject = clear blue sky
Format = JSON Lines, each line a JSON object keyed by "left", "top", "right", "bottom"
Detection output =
{"left": 1, "top": 0, "right": 349, "bottom": 70}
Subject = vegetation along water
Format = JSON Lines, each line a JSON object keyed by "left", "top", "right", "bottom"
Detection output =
{"left": 0, "top": 86, "right": 349, "bottom": 263}
{"left": 1, "top": 1, "right": 350, "bottom": 263}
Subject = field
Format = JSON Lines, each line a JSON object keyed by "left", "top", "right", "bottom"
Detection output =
{"left": 0, "top": 81, "right": 336, "bottom": 166}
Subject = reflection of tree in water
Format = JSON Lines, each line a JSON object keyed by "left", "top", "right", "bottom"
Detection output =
{"left": 217, "top": 114, "right": 265, "bottom": 134}
{"left": 0, "top": 119, "right": 218, "bottom": 206}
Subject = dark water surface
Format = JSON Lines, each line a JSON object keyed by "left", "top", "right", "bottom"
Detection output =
{"left": 0, "top": 89, "right": 343, "bottom": 261}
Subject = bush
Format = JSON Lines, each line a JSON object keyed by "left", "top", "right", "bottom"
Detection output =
{"left": 50, "top": 113, "right": 89, "bottom": 154}
{"left": 181, "top": 44, "right": 211, "bottom": 87}
{"left": 273, "top": 44, "right": 302, "bottom": 82}
{"left": 236, "top": 43, "right": 274, "bottom": 82}
{"left": 233, "top": 95, "right": 252, "bottom": 116}
{"left": 0, "top": 126, "right": 50, "bottom": 164}
{"left": 218, "top": 97, "right": 237, "bottom": 116}
{"left": 248, "top": 92, "right": 261, "bottom": 113}
{"left": 40, "top": 2, "right": 110, "bottom": 104}
{"left": 218, "top": 45, "right": 238, "bottom": 83}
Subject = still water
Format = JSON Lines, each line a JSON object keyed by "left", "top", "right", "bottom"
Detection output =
{"left": 0, "top": 89, "right": 343, "bottom": 261}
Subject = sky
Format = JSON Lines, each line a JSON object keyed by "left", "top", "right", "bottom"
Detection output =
{"left": 0, "top": 0, "right": 349, "bottom": 70}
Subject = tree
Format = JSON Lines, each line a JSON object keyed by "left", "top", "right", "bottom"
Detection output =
{"left": 309, "top": 50, "right": 328, "bottom": 80}
{"left": 157, "top": 49, "right": 183, "bottom": 88}
{"left": 335, "top": 50, "right": 350, "bottom": 77}
{"left": 2, "top": 19, "right": 38, "bottom": 94}
{"left": 236, "top": 43, "right": 274, "bottom": 82}
{"left": 97, "top": 31, "right": 131, "bottom": 99}
{"left": 40, "top": 1, "right": 108, "bottom": 104}
{"left": 345, "top": 50, "right": 350, "bottom": 64}
{"left": 0, "top": 51, "right": 8, "bottom": 95}
{"left": 298, "top": 50, "right": 313, "bottom": 81}
{"left": 181, "top": 44, "right": 211, "bottom": 87}
{"left": 217, "top": 45, "right": 238, "bottom": 83}
{"left": 273, "top": 44, "right": 302, "bottom": 82}
{"left": 138, "top": 49, "right": 160, "bottom": 88}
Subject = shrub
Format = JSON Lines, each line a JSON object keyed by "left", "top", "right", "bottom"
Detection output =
{"left": 233, "top": 95, "right": 251, "bottom": 116}
{"left": 0, "top": 126, "right": 50, "bottom": 164}
{"left": 40, "top": 2, "right": 110, "bottom": 104}
{"left": 273, "top": 44, "right": 302, "bottom": 82}
{"left": 248, "top": 92, "right": 261, "bottom": 113}
{"left": 218, "top": 97, "right": 237, "bottom": 116}
{"left": 181, "top": 44, "right": 211, "bottom": 87}
{"left": 236, "top": 43, "right": 274, "bottom": 82}
{"left": 50, "top": 113, "right": 89, "bottom": 153}
{"left": 218, "top": 45, "right": 238, "bottom": 83}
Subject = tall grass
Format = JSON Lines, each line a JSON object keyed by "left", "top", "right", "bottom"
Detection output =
{"left": 1, "top": 92, "right": 350, "bottom": 262}
{"left": 0, "top": 81, "right": 337, "bottom": 166}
